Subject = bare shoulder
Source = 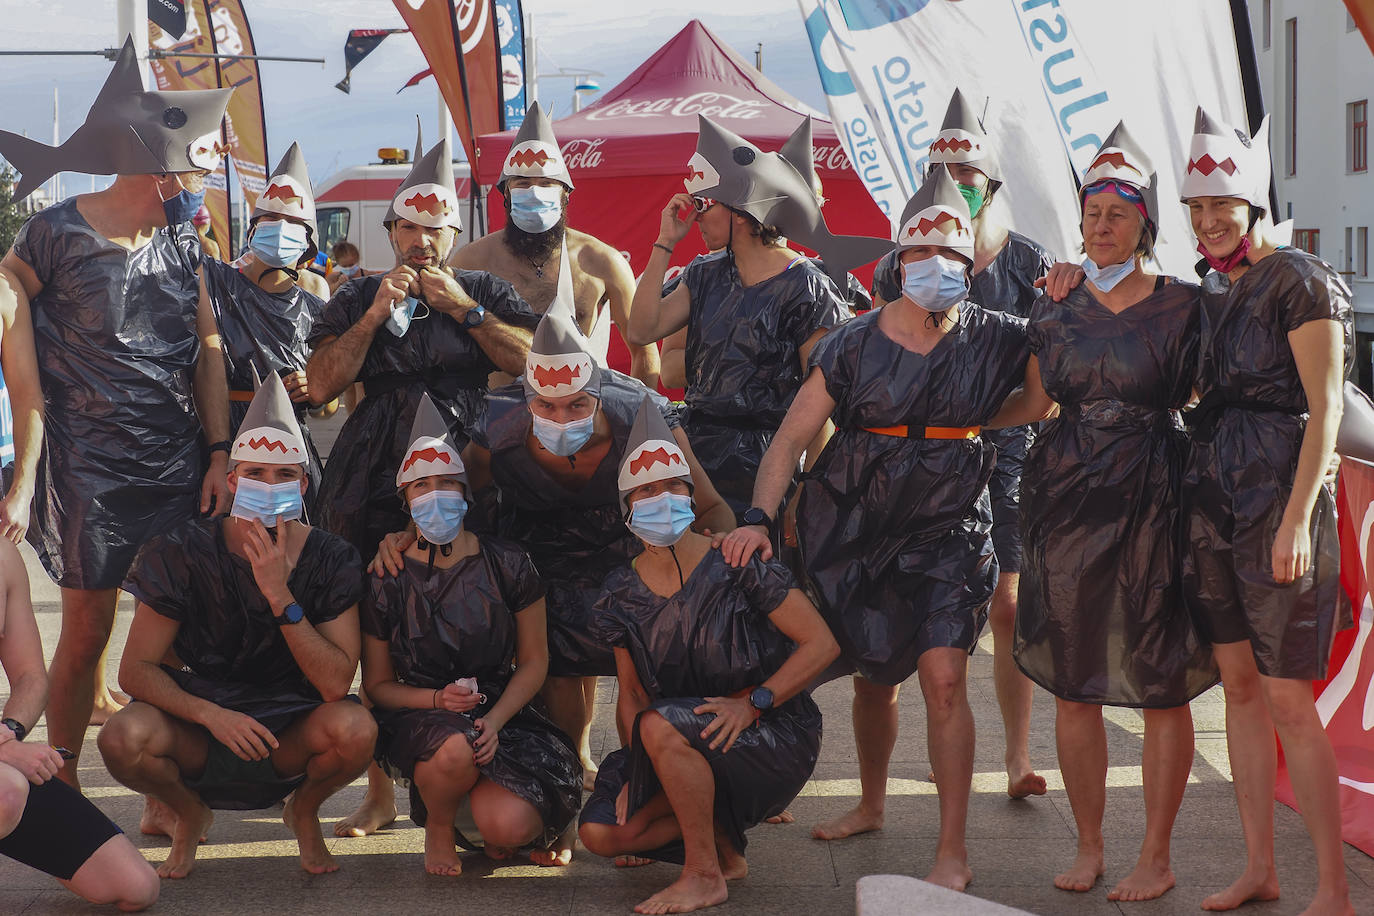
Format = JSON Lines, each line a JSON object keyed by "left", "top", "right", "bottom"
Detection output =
{"left": 567, "top": 228, "right": 629, "bottom": 277}
{"left": 452, "top": 230, "right": 506, "bottom": 268}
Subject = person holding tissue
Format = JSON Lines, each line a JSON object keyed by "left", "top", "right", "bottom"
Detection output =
{"left": 305, "top": 134, "right": 538, "bottom": 556}
{"left": 359, "top": 394, "right": 582, "bottom": 876}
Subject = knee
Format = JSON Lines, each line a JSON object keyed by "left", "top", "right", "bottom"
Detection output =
{"left": 852, "top": 677, "right": 900, "bottom": 707}
{"left": 418, "top": 733, "right": 477, "bottom": 781}
{"left": 318, "top": 702, "right": 377, "bottom": 759}
{"left": 96, "top": 709, "right": 153, "bottom": 768}
{"left": 0, "top": 766, "right": 30, "bottom": 837}
{"left": 636, "top": 712, "right": 683, "bottom": 755}
{"left": 578, "top": 822, "right": 621, "bottom": 858}
{"left": 1263, "top": 683, "right": 1319, "bottom": 734}
{"left": 114, "top": 860, "right": 160, "bottom": 912}
{"left": 918, "top": 665, "right": 967, "bottom": 715}
{"left": 1219, "top": 666, "right": 1263, "bottom": 707}
{"left": 476, "top": 810, "right": 537, "bottom": 849}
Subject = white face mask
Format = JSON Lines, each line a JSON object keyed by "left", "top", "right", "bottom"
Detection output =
{"left": 1080, "top": 255, "right": 1137, "bottom": 292}
{"left": 901, "top": 255, "right": 969, "bottom": 312}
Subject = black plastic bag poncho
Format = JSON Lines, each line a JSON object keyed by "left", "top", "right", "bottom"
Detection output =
{"left": 579, "top": 549, "right": 821, "bottom": 861}
{"left": 123, "top": 519, "right": 364, "bottom": 808}
{"left": 1013, "top": 280, "right": 1218, "bottom": 707}
{"left": 798, "top": 305, "right": 1029, "bottom": 686}
{"left": 308, "top": 272, "right": 539, "bottom": 555}
{"left": 360, "top": 537, "right": 581, "bottom": 849}
{"left": 13, "top": 200, "right": 205, "bottom": 589}
{"left": 202, "top": 258, "right": 326, "bottom": 510}
{"left": 1182, "top": 248, "right": 1354, "bottom": 679}
{"left": 872, "top": 232, "right": 1053, "bottom": 573}
{"left": 680, "top": 254, "right": 852, "bottom": 514}
{"left": 470, "top": 372, "right": 678, "bottom": 677}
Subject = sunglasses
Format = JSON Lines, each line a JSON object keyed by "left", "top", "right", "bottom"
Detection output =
{"left": 692, "top": 196, "right": 717, "bottom": 213}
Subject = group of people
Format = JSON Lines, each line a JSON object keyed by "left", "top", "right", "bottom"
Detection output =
{"left": 0, "top": 36, "right": 1358, "bottom": 916}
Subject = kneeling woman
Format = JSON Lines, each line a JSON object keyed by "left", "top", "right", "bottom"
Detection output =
{"left": 360, "top": 395, "right": 582, "bottom": 876}
{"left": 579, "top": 397, "right": 837, "bottom": 915}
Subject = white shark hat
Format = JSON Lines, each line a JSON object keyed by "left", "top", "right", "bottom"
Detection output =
{"left": 397, "top": 393, "right": 466, "bottom": 489}
{"left": 895, "top": 168, "right": 975, "bottom": 262}
{"left": 617, "top": 396, "right": 691, "bottom": 516}
{"left": 385, "top": 135, "right": 462, "bottom": 230}
{"left": 500, "top": 100, "right": 573, "bottom": 190}
{"left": 1179, "top": 106, "right": 1272, "bottom": 213}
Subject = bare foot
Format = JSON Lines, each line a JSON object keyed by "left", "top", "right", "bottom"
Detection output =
{"left": 764, "top": 808, "right": 794, "bottom": 824}
{"left": 1007, "top": 770, "right": 1047, "bottom": 800}
{"left": 283, "top": 795, "right": 339, "bottom": 875}
{"left": 1054, "top": 849, "right": 1104, "bottom": 892}
{"left": 157, "top": 802, "right": 213, "bottom": 879}
{"left": 1296, "top": 888, "right": 1356, "bottom": 916}
{"left": 926, "top": 855, "right": 972, "bottom": 892}
{"left": 582, "top": 761, "right": 599, "bottom": 793}
{"left": 811, "top": 805, "right": 883, "bottom": 840}
{"left": 615, "top": 854, "right": 655, "bottom": 868}
{"left": 1108, "top": 859, "right": 1175, "bottom": 901}
{"left": 530, "top": 846, "right": 574, "bottom": 867}
{"left": 90, "top": 689, "right": 130, "bottom": 726}
{"left": 1200, "top": 868, "right": 1280, "bottom": 911}
{"left": 140, "top": 797, "right": 207, "bottom": 841}
{"left": 423, "top": 827, "right": 462, "bottom": 877}
{"left": 634, "top": 867, "right": 729, "bottom": 915}
{"left": 332, "top": 791, "right": 397, "bottom": 838}
{"left": 716, "top": 842, "right": 748, "bottom": 881}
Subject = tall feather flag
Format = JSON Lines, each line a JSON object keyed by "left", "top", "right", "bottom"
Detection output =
{"left": 336, "top": 28, "right": 408, "bottom": 94}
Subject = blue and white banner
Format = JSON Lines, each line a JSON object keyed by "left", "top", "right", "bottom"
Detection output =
{"left": 495, "top": 0, "right": 528, "bottom": 130}
{"left": 798, "top": 0, "right": 1251, "bottom": 274}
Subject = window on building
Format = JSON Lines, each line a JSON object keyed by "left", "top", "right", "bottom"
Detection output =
{"left": 1347, "top": 227, "right": 1355, "bottom": 275}
{"left": 1263, "top": 0, "right": 1272, "bottom": 48}
{"left": 1293, "top": 228, "right": 1320, "bottom": 256}
{"left": 1352, "top": 100, "right": 1369, "bottom": 173}
{"left": 1284, "top": 18, "right": 1297, "bottom": 175}
{"left": 1360, "top": 227, "right": 1369, "bottom": 279}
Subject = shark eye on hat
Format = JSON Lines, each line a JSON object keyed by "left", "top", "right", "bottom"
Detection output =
{"left": 732, "top": 147, "right": 755, "bottom": 166}
{"left": 163, "top": 107, "right": 188, "bottom": 129}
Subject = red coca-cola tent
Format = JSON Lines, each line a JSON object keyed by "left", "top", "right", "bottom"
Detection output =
{"left": 475, "top": 19, "right": 890, "bottom": 371}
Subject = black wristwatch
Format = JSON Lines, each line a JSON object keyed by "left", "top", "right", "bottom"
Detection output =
{"left": 748, "top": 686, "right": 774, "bottom": 716}
{"left": 461, "top": 304, "right": 487, "bottom": 329}
{"left": 277, "top": 602, "right": 306, "bottom": 626}
{"left": 207, "top": 440, "right": 232, "bottom": 457}
{"left": 738, "top": 506, "right": 774, "bottom": 533}
{"left": 1, "top": 717, "right": 27, "bottom": 741}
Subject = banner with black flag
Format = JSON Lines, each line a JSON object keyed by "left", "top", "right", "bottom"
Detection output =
{"left": 336, "top": 28, "right": 408, "bottom": 93}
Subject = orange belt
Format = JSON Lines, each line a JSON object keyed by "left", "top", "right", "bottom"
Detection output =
{"left": 863, "top": 425, "right": 980, "bottom": 440}
{"left": 229, "top": 390, "right": 256, "bottom": 402}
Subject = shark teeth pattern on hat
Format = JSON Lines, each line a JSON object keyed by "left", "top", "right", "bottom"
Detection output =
{"left": 927, "top": 88, "right": 1000, "bottom": 183}
{"left": 500, "top": 101, "right": 573, "bottom": 189}
{"left": 1081, "top": 121, "right": 1160, "bottom": 234}
{"left": 896, "top": 168, "right": 975, "bottom": 261}
{"left": 683, "top": 152, "right": 719, "bottom": 196}
{"left": 231, "top": 373, "right": 307, "bottom": 464}
{"left": 1178, "top": 107, "right": 1271, "bottom": 211}
{"left": 386, "top": 136, "right": 463, "bottom": 230}
{"left": 254, "top": 142, "right": 317, "bottom": 237}
{"left": 397, "top": 393, "right": 466, "bottom": 488}
{"left": 618, "top": 396, "right": 690, "bottom": 513}
{"left": 523, "top": 310, "right": 599, "bottom": 399}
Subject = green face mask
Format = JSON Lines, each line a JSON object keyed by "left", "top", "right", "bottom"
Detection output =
{"left": 958, "top": 183, "right": 986, "bottom": 220}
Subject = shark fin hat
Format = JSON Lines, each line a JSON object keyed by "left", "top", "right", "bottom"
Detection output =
{"left": 683, "top": 114, "right": 891, "bottom": 287}
{"left": 384, "top": 134, "right": 463, "bottom": 231}
{"left": 1178, "top": 106, "right": 1272, "bottom": 214}
{"left": 927, "top": 88, "right": 1002, "bottom": 186}
{"left": 895, "top": 167, "right": 975, "bottom": 263}
{"left": 500, "top": 100, "right": 573, "bottom": 191}
{"left": 0, "top": 37, "right": 233, "bottom": 200}
{"left": 230, "top": 372, "right": 308, "bottom": 466}
{"left": 1080, "top": 121, "right": 1160, "bottom": 243}
{"left": 617, "top": 396, "right": 691, "bottom": 516}
{"left": 396, "top": 393, "right": 467, "bottom": 489}
{"left": 252, "top": 141, "right": 318, "bottom": 260}
{"left": 523, "top": 309, "right": 601, "bottom": 401}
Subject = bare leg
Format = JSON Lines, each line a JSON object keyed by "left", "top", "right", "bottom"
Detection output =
{"left": 1202, "top": 642, "right": 1280, "bottom": 911}
{"left": 1108, "top": 705, "right": 1192, "bottom": 901}
{"left": 410, "top": 733, "right": 481, "bottom": 876}
{"left": 633, "top": 712, "right": 728, "bottom": 915}
{"left": 581, "top": 675, "right": 600, "bottom": 787}
{"left": 333, "top": 685, "right": 396, "bottom": 837}
{"left": 49, "top": 587, "right": 119, "bottom": 789}
{"left": 89, "top": 630, "right": 130, "bottom": 726}
{"left": 1053, "top": 698, "right": 1106, "bottom": 892}
{"left": 812, "top": 676, "right": 896, "bottom": 840}
{"left": 544, "top": 675, "right": 597, "bottom": 791}
{"left": 96, "top": 703, "right": 214, "bottom": 879}
{"left": 470, "top": 777, "right": 549, "bottom": 865}
{"left": 274, "top": 701, "right": 377, "bottom": 875}
{"left": 579, "top": 791, "right": 682, "bottom": 863}
{"left": 918, "top": 648, "right": 974, "bottom": 891}
{"left": 1260, "top": 676, "right": 1353, "bottom": 916}
{"left": 989, "top": 573, "right": 1044, "bottom": 798}
{"left": 60, "top": 833, "right": 161, "bottom": 912}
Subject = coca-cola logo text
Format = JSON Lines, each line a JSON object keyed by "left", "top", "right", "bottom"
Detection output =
{"left": 585, "top": 92, "right": 769, "bottom": 122}
{"left": 561, "top": 138, "right": 605, "bottom": 170}
{"left": 813, "top": 144, "right": 851, "bottom": 172}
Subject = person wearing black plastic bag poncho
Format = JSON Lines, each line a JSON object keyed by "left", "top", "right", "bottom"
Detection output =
{"left": 870, "top": 91, "right": 1056, "bottom": 801}
{"left": 988, "top": 123, "right": 1218, "bottom": 902}
{"left": 1178, "top": 108, "right": 1354, "bottom": 916}
{"left": 358, "top": 393, "right": 581, "bottom": 876}
{"left": 723, "top": 170, "right": 1029, "bottom": 892}
{"left": 304, "top": 134, "right": 539, "bottom": 558}
{"left": 203, "top": 142, "right": 330, "bottom": 510}
{"left": 0, "top": 39, "right": 235, "bottom": 784}
{"left": 578, "top": 396, "right": 836, "bottom": 915}
{"left": 99, "top": 374, "right": 375, "bottom": 879}
{"left": 627, "top": 115, "right": 889, "bottom": 538}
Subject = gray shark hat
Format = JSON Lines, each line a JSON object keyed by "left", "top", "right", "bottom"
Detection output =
{"left": 0, "top": 37, "right": 233, "bottom": 200}
{"left": 927, "top": 88, "right": 1002, "bottom": 185}
{"left": 384, "top": 135, "right": 462, "bottom": 231}
{"left": 499, "top": 100, "right": 573, "bottom": 191}
{"left": 523, "top": 310, "right": 602, "bottom": 401}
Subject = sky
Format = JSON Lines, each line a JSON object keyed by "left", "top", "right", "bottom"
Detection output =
{"left": 0, "top": 0, "right": 825, "bottom": 194}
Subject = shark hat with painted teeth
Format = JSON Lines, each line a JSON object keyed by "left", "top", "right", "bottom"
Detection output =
{"left": 523, "top": 309, "right": 601, "bottom": 402}
{"left": 251, "top": 141, "right": 319, "bottom": 263}
{"left": 1079, "top": 121, "right": 1160, "bottom": 244}
{"left": 0, "top": 37, "right": 233, "bottom": 201}
{"left": 1178, "top": 106, "right": 1272, "bottom": 214}
{"left": 384, "top": 133, "right": 463, "bottom": 231}
{"left": 230, "top": 371, "right": 308, "bottom": 468}
{"left": 683, "top": 114, "right": 892, "bottom": 288}
{"left": 927, "top": 88, "right": 1002, "bottom": 190}
{"left": 500, "top": 100, "right": 574, "bottom": 191}
{"left": 895, "top": 168, "right": 976, "bottom": 262}
{"left": 396, "top": 393, "right": 467, "bottom": 490}
{"left": 617, "top": 396, "right": 693, "bottom": 517}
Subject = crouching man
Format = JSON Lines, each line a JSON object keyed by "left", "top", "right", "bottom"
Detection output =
{"left": 98, "top": 375, "right": 375, "bottom": 878}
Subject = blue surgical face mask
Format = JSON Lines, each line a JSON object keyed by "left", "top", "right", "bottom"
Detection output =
{"left": 509, "top": 185, "right": 563, "bottom": 234}
{"left": 531, "top": 412, "right": 595, "bottom": 456}
{"left": 159, "top": 175, "right": 207, "bottom": 227}
{"left": 1081, "top": 255, "right": 1137, "bottom": 293}
{"left": 230, "top": 476, "right": 304, "bottom": 526}
{"left": 901, "top": 255, "right": 969, "bottom": 312}
{"left": 627, "top": 491, "right": 695, "bottom": 548}
{"left": 337, "top": 263, "right": 361, "bottom": 278}
{"left": 250, "top": 220, "right": 311, "bottom": 268}
{"left": 409, "top": 489, "right": 467, "bottom": 545}
{"left": 386, "top": 296, "right": 428, "bottom": 337}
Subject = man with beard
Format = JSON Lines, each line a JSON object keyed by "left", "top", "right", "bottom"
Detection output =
{"left": 453, "top": 103, "right": 659, "bottom": 387}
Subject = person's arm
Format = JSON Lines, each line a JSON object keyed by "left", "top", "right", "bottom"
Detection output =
{"left": 671, "top": 426, "right": 734, "bottom": 534}
{"left": 0, "top": 251, "right": 41, "bottom": 301}
{"left": 612, "top": 646, "right": 651, "bottom": 748}
{"left": 470, "top": 596, "right": 549, "bottom": 765}
{"left": 193, "top": 272, "right": 232, "bottom": 517}
{"left": 596, "top": 245, "right": 661, "bottom": 388}
{"left": 797, "top": 328, "right": 836, "bottom": 473}
{"left": 1274, "top": 318, "right": 1345, "bottom": 584}
{"left": 720, "top": 369, "right": 836, "bottom": 566}
{"left": 0, "top": 541, "right": 63, "bottom": 784}
{"left": 240, "top": 518, "right": 359, "bottom": 701}
{"left": 985, "top": 356, "right": 1057, "bottom": 428}
{"left": 0, "top": 268, "right": 43, "bottom": 543}
{"left": 659, "top": 327, "right": 688, "bottom": 389}
{"left": 418, "top": 268, "right": 532, "bottom": 376}
{"left": 626, "top": 195, "right": 697, "bottom": 346}
{"left": 694, "top": 587, "right": 839, "bottom": 753}
{"left": 306, "top": 267, "right": 416, "bottom": 404}
{"left": 297, "top": 270, "right": 330, "bottom": 300}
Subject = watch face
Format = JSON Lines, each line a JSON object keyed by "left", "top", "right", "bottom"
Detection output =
{"left": 750, "top": 686, "right": 774, "bottom": 711}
